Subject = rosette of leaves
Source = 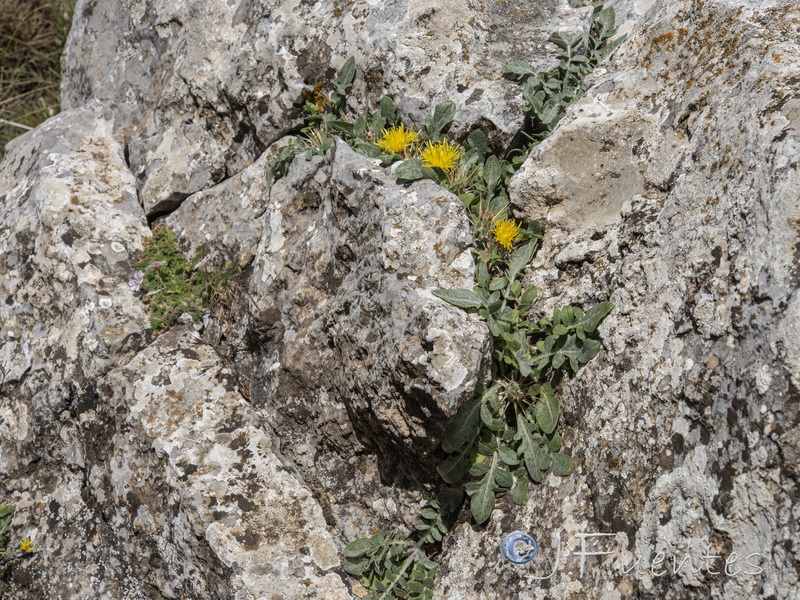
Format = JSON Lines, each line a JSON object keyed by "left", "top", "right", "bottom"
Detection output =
{"left": 267, "top": 58, "right": 421, "bottom": 185}
{"left": 433, "top": 236, "right": 613, "bottom": 523}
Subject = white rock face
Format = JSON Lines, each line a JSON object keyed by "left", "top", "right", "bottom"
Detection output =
{"left": 437, "top": 0, "right": 800, "bottom": 598}
{"left": 0, "top": 104, "right": 150, "bottom": 475}
{"left": 1, "top": 0, "right": 798, "bottom": 598}
{"left": 61, "top": 0, "right": 600, "bottom": 214}
{"left": 101, "top": 319, "right": 352, "bottom": 599}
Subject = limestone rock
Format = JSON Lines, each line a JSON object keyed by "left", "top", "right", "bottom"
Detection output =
{"left": 62, "top": 0, "right": 598, "bottom": 215}
{"left": 238, "top": 139, "right": 489, "bottom": 537}
{"left": 437, "top": 0, "right": 800, "bottom": 598}
{"left": 162, "top": 139, "right": 285, "bottom": 267}
{"left": 0, "top": 104, "right": 152, "bottom": 598}
{"left": 2, "top": 0, "right": 798, "bottom": 598}
{"left": 0, "top": 103, "right": 150, "bottom": 476}
{"left": 96, "top": 319, "right": 352, "bottom": 600}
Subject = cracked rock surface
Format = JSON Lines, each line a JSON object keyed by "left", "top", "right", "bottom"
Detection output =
{"left": 436, "top": 0, "right": 800, "bottom": 599}
{"left": 62, "top": 0, "right": 602, "bottom": 214}
{"left": 1, "top": 0, "right": 798, "bottom": 598}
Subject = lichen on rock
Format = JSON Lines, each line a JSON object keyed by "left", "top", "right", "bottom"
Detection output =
{"left": 1, "top": 0, "right": 798, "bottom": 598}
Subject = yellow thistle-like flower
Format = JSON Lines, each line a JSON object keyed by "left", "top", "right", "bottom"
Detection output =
{"left": 493, "top": 218, "right": 522, "bottom": 250}
{"left": 18, "top": 538, "right": 33, "bottom": 553}
{"left": 377, "top": 124, "right": 419, "bottom": 155}
{"left": 420, "top": 140, "right": 462, "bottom": 173}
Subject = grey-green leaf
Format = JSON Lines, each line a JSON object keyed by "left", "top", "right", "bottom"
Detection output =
{"left": 380, "top": 96, "right": 397, "bottom": 123}
{"left": 466, "top": 129, "right": 488, "bottom": 156}
{"left": 344, "top": 537, "right": 373, "bottom": 558}
{"left": 438, "top": 451, "right": 470, "bottom": 483}
{"left": 575, "top": 301, "right": 614, "bottom": 337}
{"left": 510, "top": 478, "right": 529, "bottom": 505}
{"left": 519, "top": 285, "right": 538, "bottom": 308}
{"left": 516, "top": 413, "right": 550, "bottom": 477}
{"left": 436, "top": 488, "right": 464, "bottom": 514}
{"left": 334, "top": 56, "right": 357, "bottom": 95}
{"left": 551, "top": 453, "right": 572, "bottom": 476}
{"left": 396, "top": 158, "right": 424, "bottom": 181}
{"left": 534, "top": 394, "right": 559, "bottom": 435}
{"left": 494, "top": 465, "right": 513, "bottom": 489}
{"left": 506, "top": 60, "right": 538, "bottom": 77}
{"left": 470, "top": 455, "right": 498, "bottom": 524}
{"left": 483, "top": 155, "right": 502, "bottom": 195}
{"left": 426, "top": 100, "right": 456, "bottom": 138}
{"left": 507, "top": 240, "right": 536, "bottom": 283}
{"left": 442, "top": 394, "right": 482, "bottom": 452}
{"left": 497, "top": 445, "right": 520, "bottom": 466}
{"left": 432, "top": 288, "right": 484, "bottom": 310}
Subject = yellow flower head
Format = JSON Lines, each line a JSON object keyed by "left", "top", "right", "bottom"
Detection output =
{"left": 493, "top": 218, "right": 522, "bottom": 250}
{"left": 420, "top": 140, "right": 462, "bottom": 172}
{"left": 19, "top": 538, "right": 33, "bottom": 553}
{"left": 377, "top": 124, "right": 419, "bottom": 155}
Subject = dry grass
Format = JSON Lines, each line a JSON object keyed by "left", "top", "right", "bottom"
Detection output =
{"left": 0, "top": 0, "right": 75, "bottom": 161}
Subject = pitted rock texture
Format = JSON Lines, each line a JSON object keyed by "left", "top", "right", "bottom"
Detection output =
{"left": 0, "top": 103, "right": 150, "bottom": 476}
{"left": 162, "top": 139, "right": 289, "bottom": 267}
{"left": 97, "top": 319, "right": 351, "bottom": 600}
{"left": 2, "top": 0, "right": 798, "bottom": 598}
{"left": 437, "top": 0, "right": 800, "bottom": 599}
{"left": 236, "top": 139, "right": 489, "bottom": 538}
{"left": 62, "top": 0, "right": 599, "bottom": 214}
{"left": 0, "top": 104, "right": 153, "bottom": 599}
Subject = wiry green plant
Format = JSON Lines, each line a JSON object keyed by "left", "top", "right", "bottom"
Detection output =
{"left": 131, "top": 225, "right": 239, "bottom": 333}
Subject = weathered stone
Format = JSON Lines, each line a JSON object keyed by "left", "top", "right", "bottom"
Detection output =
{"left": 62, "top": 0, "right": 600, "bottom": 215}
{"left": 96, "top": 318, "right": 351, "bottom": 599}
{"left": 0, "top": 103, "right": 153, "bottom": 598}
{"left": 0, "top": 103, "right": 150, "bottom": 475}
{"left": 438, "top": 0, "right": 800, "bottom": 598}
{"left": 236, "top": 139, "right": 489, "bottom": 538}
{"left": 3, "top": 0, "right": 798, "bottom": 598}
{"left": 162, "top": 139, "right": 281, "bottom": 267}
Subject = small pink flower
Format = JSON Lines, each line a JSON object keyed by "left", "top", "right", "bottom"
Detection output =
{"left": 144, "top": 261, "right": 163, "bottom": 271}
{"left": 128, "top": 271, "right": 144, "bottom": 292}
{"left": 192, "top": 254, "right": 212, "bottom": 271}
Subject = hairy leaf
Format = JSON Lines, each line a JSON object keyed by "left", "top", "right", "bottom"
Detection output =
{"left": 534, "top": 394, "right": 559, "bottom": 435}
{"left": 438, "top": 441, "right": 475, "bottom": 483}
{"left": 466, "top": 129, "right": 488, "bottom": 156}
{"left": 380, "top": 95, "right": 398, "bottom": 123}
{"left": 396, "top": 158, "right": 424, "bottom": 181}
{"left": 516, "top": 413, "right": 550, "bottom": 478}
{"left": 345, "top": 537, "right": 374, "bottom": 559}
{"left": 506, "top": 240, "right": 536, "bottom": 283}
{"left": 550, "top": 453, "right": 572, "bottom": 476}
{"left": 432, "top": 288, "right": 484, "bottom": 310}
{"left": 442, "top": 395, "right": 482, "bottom": 452}
{"left": 470, "top": 453, "right": 499, "bottom": 524}
{"left": 334, "top": 56, "right": 357, "bottom": 96}
{"left": 424, "top": 101, "right": 456, "bottom": 141}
